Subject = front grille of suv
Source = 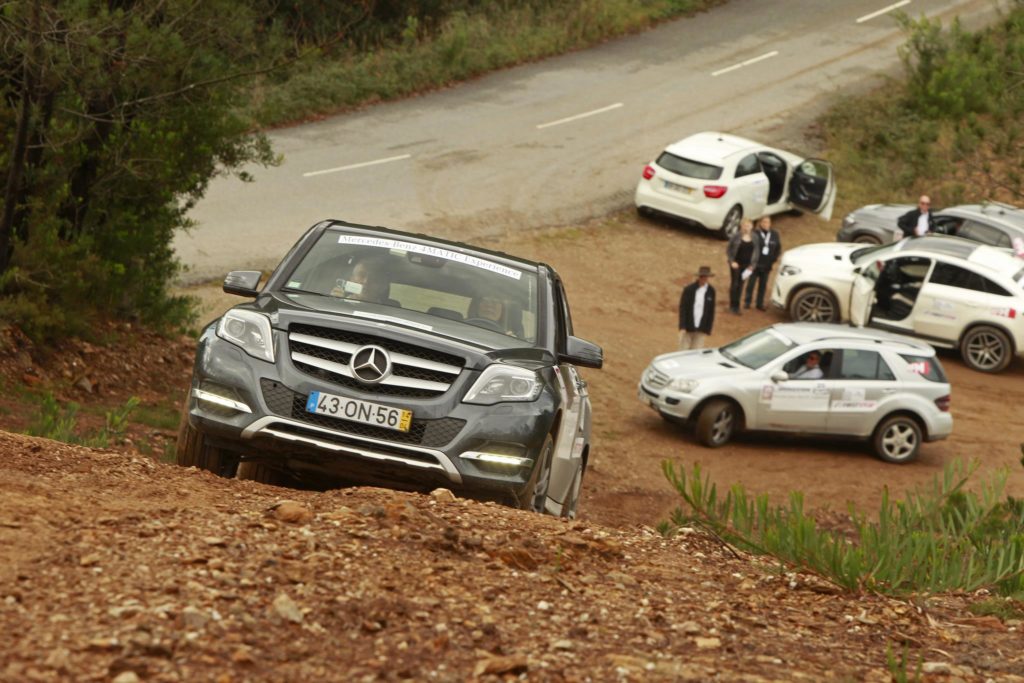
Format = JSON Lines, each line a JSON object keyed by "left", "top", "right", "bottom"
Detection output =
{"left": 260, "top": 379, "right": 465, "bottom": 448}
{"left": 288, "top": 323, "right": 464, "bottom": 399}
{"left": 644, "top": 367, "right": 670, "bottom": 389}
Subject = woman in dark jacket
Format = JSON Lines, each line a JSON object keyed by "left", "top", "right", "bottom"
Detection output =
{"left": 725, "top": 219, "right": 758, "bottom": 314}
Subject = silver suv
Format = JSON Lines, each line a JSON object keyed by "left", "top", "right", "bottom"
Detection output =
{"left": 638, "top": 323, "right": 952, "bottom": 463}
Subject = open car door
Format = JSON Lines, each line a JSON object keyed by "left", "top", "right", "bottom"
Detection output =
{"left": 789, "top": 159, "right": 836, "bottom": 221}
{"left": 849, "top": 259, "right": 880, "bottom": 327}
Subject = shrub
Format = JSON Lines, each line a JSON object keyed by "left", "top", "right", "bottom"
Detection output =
{"left": 661, "top": 459, "right": 1024, "bottom": 597}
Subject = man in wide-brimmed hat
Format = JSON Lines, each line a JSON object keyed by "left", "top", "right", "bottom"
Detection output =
{"left": 678, "top": 265, "right": 716, "bottom": 350}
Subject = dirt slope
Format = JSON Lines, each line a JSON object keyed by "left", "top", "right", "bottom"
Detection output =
{"left": 2, "top": 430, "right": 1022, "bottom": 682}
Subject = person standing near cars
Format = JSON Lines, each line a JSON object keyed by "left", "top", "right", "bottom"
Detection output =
{"left": 678, "top": 266, "right": 716, "bottom": 350}
{"left": 745, "top": 216, "right": 781, "bottom": 311}
{"left": 726, "top": 219, "right": 758, "bottom": 314}
{"left": 898, "top": 195, "right": 935, "bottom": 237}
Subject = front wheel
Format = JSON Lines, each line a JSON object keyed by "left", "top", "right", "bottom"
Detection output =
{"left": 789, "top": 287, "right": 839, "bottom": 323}
{"left": 872, "top": 415, "right": 922, "bottom": 463}
{"left": 175, "top": 406, "right": 237, "bottom": 477}
{"left": 695, "top": 399, "right": 737, "bottom": 448}
{"left": 853, "top": 233, "right": 881, "bottom": 245}
{"left": 717, "top": 205, "right": 742, "bottom": 240}
{"left": 960, "top": 325, "right": 1013, "bottom": 373}
{"left": 560, "top": 462, "right": 585, "bottom": 520}
{"left": 523, "top": 434, "right": 555, "bottom": 514}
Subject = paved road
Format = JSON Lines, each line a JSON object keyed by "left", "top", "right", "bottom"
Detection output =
{"left": 175, "top": 0, "right": 1008, "bottom": 283}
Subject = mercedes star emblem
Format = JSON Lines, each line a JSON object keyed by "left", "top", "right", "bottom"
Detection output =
{"left": 351, "top": 345, "right": 392, "bottom": 384}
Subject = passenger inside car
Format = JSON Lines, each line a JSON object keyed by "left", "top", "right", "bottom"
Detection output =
{"left": 873, "top": 257, "right": 929, "bottom": 321}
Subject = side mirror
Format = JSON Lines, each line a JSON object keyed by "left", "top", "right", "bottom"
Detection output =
{"left": 559, "top": 336, "right": 603, "bottom": 369}
{"left": 771, "top": 371, "right": 788, "bottom": 383}
{"left": 223, "top": 270, "right": 262, "bottom": 297}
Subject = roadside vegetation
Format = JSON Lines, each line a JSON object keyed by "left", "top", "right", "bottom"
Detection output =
{"left": 821, "top": 2, "right": 1024, "bottom": 210}
{"left": 660, "top": 458, "right": 1024, "bottom": 604}
{"left": 0, "top": 0, "right": 720, "bottom": 346}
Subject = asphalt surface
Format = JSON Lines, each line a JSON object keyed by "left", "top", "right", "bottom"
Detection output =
{"left": 175, "top": 0, "right": 1010, "bottom": 283}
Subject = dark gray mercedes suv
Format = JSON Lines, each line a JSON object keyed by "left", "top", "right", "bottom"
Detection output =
{"left": 176, "top": 220, "right": 602, "bottom": 517}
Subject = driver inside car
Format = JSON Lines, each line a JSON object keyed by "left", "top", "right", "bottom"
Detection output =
{"left": 467, "top": 295, "right": 518, "bottom": 336}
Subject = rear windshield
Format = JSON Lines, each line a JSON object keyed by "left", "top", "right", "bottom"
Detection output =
{"left": 656, "top": 151, "right": 722, "bottom": 180}
{"left": 899, "top": 354, "right": 947, "bottom": 382}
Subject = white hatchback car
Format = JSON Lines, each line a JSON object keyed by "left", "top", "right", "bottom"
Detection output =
{"left": 634, "top": 131, "right": 837, "bottom": 238}
{"left": 638, "top": 323, "right": 952, "bottom": 463}
{"left": 772, "top": 236, "right": 1024, "bottom": 373}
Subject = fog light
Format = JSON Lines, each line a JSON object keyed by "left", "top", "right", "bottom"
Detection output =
{"left": 459, "top": 451, "right": 531, "bottom": 467}
{"left": 194, "top": 384, "right": 252, "bottom": 414}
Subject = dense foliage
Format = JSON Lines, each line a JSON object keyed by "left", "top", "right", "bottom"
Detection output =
{"left": 821, "top": 1, "right": 1024, "bottom": 209}
{"left": 0, "top": 1, "right": 278, "bottom": 340}
{"left": 0, "top": 0, "right": 719, "bottom": 342}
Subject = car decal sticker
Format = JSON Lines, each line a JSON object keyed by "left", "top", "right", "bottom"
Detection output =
{"left": 831, "top": 400, "right": 878, "bottom": 411}
{"left": 336, "top": 235, "right": 523, "bottom": 280}
{"left": 768, "top": 383, "right": 829, "bottom": 411}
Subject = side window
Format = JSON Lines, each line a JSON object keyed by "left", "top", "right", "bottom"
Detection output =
{"left": 930, "top": 262, "right": 982, "bottom": 290}
{"left": 836, "top": 349, "right": 894, "bottom": 381}
{"left": 959, "top": 221, "right": 1011, "bottom": 247}
{"left": 933, "top": 215, "right": 964, "bottom": 236}
{"left": 734, "top": 153, "right": 761, "bottom": 178}
{"left": 929, "top": 262, "right": 1009, "bottom": 295}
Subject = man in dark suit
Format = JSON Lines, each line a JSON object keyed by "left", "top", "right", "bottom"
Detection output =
{"left": 897, "top": 195, "right": 936, "bottom": 237}
{"left": 678, "top": 266, "right": 716, "bottom": 350}
{"left": 745, "top": 216, "right": 781, "bottom": 311}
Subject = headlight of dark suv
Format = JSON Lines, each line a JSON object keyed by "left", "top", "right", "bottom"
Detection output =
{"left": 463, "top": 365, "right": 543, "bottom": 405}
{"left": 216, "top": 309, "right": 275, "bottom": 363}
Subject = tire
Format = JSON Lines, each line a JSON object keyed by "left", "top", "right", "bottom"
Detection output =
{"left": 560, "top": 462, "right": 585, "bottom": 520}
{"left": 523, "top": 434, "right": 555, "bottom": 514}
{"left": 236, "top": 460, "right": 283, "bottom": 485}
{"left": 695, "top": 399, "right": 738, "bottom": 448}
{"left": 960, "top": 325, "right": 1013, "bottom": 373}
{"left": 175, "top": 405, "right": 236, "bottom": 477}
{"left": 853, "top": 233, "right": 881, "bottom": 245}
{"left": 717, "top": 205, "right": 742, "bottom": 240}
{"left": 788, "top": 286, "right": 839, "bottom": 323}
{"left": 872, "top": 415, "right": 922, "bottom": 463}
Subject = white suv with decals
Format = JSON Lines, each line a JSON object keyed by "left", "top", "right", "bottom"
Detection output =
{"left": 772, "top": 236, "right": 1024, "bottom": 372}
{"left": 638, "top": 323, "right": 952, "bottom": 463}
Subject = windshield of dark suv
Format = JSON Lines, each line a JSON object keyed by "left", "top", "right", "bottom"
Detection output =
{"left": 720, "top": 327, "right": 795, "bottom": 368}
{"left": 282, "top": 230, "right": 539, "bottom": 342}
{"left": 655, "top": 151, "right": 723, "bottom": 180}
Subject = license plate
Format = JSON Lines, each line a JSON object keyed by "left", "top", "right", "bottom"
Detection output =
{"left": 305, "top": 391, "right": 412, "bottom": 432}
{"left": 663, "top": 180, "right": 691, "bottom": 194}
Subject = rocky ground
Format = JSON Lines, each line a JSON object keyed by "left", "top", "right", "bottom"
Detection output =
{"left": 2, "top": 209, "right": 1024, "bottom": 681}
{"left": 1, "top": 430, "right": 1022, "bottom": 682}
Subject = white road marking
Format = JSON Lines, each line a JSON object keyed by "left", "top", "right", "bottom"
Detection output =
{"left": 711, "top": 50, "right": 779, "bottom": 77}
{"left": 303, "top": 154, "right": 411, "bottom": 178}
{"left": 856, "top": 0, "right": 911, "bottom": 23}
{"left": 536, "top": 103, "right": 624, "bottom": 129}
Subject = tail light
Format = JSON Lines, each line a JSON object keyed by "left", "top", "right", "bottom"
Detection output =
{"left": 935, "top": 395, "right": 951, "bottom": 412}
{"left": 703, "top": 185, "right": 727, "bottom": 198}
{"left": 642, "top": 165, "right": 656, "bottom": 180}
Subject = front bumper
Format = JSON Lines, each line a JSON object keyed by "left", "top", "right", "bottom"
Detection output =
{"left": 189, "top": 331, "right": 558, "bottom": 502}
{"left": 637, "top": 380, "right": 702, "bottom": 422}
